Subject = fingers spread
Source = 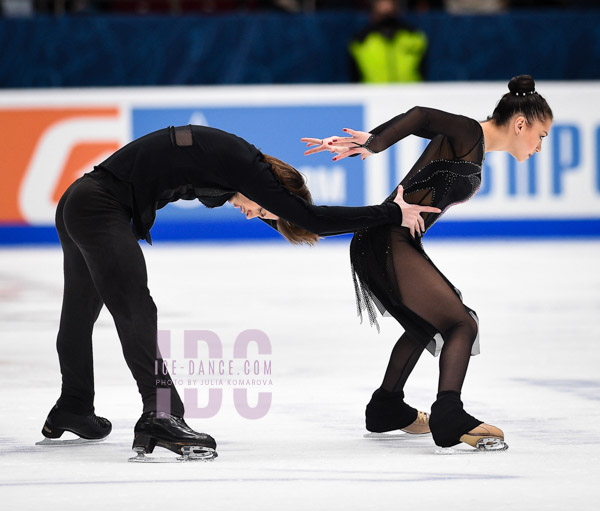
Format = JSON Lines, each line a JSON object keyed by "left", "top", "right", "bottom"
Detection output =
{"left": 332, "top": 148, "right": 360, "bottom": 161}
{"left": 329, "top": 137, "right": 355, "bottom": 147}
{"left": 304, "top": 146, "right": 327, "bottom": 155}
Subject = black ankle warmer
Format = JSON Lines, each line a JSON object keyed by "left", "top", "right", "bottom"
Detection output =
{"left": 365, "top": 388, "right": 418, "bottom": 433}
{"left": 429, "top": 391, "right": 482, "bottom": 447}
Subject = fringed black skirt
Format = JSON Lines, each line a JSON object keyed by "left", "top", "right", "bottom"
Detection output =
{"left": 350, "top": 224, "right": 480, "bottom": 357}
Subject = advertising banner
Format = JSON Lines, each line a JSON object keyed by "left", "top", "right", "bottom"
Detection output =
{"left": 1, "top": 82, "right": 598, "bottom": 244}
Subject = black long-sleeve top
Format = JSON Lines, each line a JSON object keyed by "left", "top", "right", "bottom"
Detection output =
{"left": 91, "top": 125, "right": 402, "bottom": 243}
{"left": 366, "top": 106, "right": 485, "bottom": 233}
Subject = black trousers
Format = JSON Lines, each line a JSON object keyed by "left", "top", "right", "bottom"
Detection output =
{"left": 54, "top": 175, "right": 184, "bottom": 417}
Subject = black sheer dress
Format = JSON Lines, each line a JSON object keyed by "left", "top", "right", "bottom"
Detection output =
{"left": 350, "top": 107, "right": 485, "bottom": 396}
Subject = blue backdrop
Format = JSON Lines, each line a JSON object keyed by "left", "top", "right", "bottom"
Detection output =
{"left": 1, "top": 10, "right": 599, "bottom": 87}
{"left": 129, "top": 104, "right": 364, "bottom": 241}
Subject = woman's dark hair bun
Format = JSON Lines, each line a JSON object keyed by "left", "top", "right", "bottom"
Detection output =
{"left": 508, "top": 74, "right": 536, "bottom": 95}
{"left": 487, "top": 74, "right": 552, "bottom": 126}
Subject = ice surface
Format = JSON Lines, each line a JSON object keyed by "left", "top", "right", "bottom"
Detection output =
{"left": 1, "top": 239, "right": 599, "bottom": 510}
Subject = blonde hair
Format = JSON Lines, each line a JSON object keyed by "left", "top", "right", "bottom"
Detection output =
{"left": 263, "top": 154, "right": 319, "bottom": 245}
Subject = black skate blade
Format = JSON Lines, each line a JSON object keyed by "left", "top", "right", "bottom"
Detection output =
{"left": 128, "top": 446, "right": 217, "bottom": 463}
{"left": 36, "top": 437, "right": 106, "bottom": 446}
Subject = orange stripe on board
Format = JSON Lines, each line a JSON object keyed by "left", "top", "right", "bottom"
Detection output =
{"left": 0, "top": 108, "right": 119, "bottom": 223}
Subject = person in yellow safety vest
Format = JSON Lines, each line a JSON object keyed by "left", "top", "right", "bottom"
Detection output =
{"left": 349, "top": 0, "right": 428, "bottom": 83}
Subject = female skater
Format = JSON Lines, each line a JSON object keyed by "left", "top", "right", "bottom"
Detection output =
{"left": 42, "top": 124, "right": 439, "bottom": 459}
{"left": 302, "top": 75, "right": 553, "bottom": 451}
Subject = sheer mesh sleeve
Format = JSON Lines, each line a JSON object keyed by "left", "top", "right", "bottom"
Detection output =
{"left": 236, "top": 155, "right": 403, "bottom": 236}
{"left": 367, "top": 106, "right": 482, "bottom": 161}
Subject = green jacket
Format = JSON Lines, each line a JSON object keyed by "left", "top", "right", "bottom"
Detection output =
{"left": 349, "top": 21, "right": 428, "bottom": 83}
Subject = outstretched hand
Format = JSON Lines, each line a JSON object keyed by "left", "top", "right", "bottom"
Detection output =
{"left": 301, "top": 136, "right": 343, "bottom": 156}
{"left": 392, "top": 185, "right": 442, "bottom": 238}
{"left": 301, "top": 128, "right": 375, "bottom": 161}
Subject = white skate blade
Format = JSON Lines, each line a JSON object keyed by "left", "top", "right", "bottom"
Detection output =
{"left": 435, "top": 438, "right": 509, "bottom": 455}
{"left": 36, "top": 437, "right": 106, "bottom": 446}
{"left": 128, "top": 446, "right": 218, "bottom": 463}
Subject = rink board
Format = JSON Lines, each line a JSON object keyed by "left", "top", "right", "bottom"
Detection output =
{"left": 1, "top": 82, "right": 599, "bottom": 244}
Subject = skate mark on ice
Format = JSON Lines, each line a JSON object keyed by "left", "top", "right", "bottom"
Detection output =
{"left": 513, "top": 378, "right": 600, "bottom": 402}
{"left": 363, "top": 432, "right": 431, "bottom": 440}
{"left": 501, "top": 417, "right": 600, "bottom": 445}
{"left": 36, "top": 437, "right": 107, "bottom": 446}
{"left": 0, "top": 471, "right": 519, "bottom": 488}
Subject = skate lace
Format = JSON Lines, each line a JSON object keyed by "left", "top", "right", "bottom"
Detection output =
{"left": 416, "top": 411, "right": 429, "bottom": 424}
{"left": 92, "top": 415, "right": 107, "bottom": 427}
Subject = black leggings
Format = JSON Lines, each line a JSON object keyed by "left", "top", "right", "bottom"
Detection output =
{"left": 54, "top": 175, "right": 183, "bottom": 416}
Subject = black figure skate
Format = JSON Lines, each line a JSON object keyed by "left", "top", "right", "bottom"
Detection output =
{"left": 36, "top": 405, "right": 112, "bottom": 446}
{"left": 128, "top": 411, "right": 217, "bottom": 463}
